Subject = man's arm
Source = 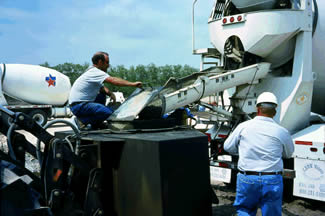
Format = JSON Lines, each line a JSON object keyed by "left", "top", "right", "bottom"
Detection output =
{"left": 223, "top": 126, "right": 242, "bottom": 155}
{"left": 282, "top": 132, "right": 294, "bottom": 158}
{"left": 100, "top": 86, "right": 116, "bottom": 103}
{"left": 105, "top": 77, "right": 142, "bottom": 87}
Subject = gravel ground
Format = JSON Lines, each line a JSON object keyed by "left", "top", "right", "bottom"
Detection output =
{"left": 0, "top": 134, "right": 7, "bottom": 152}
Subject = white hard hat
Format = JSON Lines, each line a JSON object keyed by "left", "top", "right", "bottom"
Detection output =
{"left": 256, "top": 92, "right": 278, "bottom": 107}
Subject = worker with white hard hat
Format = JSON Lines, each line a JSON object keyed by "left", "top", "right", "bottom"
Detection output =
{"left": 224, "top": 92, "right": 294, "bottom": 216}
{"left": 256, "top": 91, "right": 278, "bottom": 106}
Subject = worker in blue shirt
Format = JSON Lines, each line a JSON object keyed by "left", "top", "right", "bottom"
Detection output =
{"left": 224, "top": 92, "right": 294, "bottom": 216}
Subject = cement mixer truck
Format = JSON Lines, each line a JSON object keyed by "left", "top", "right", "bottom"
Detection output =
{"left": 183, "top": 0, "right": 325, "bottom": 202}
{"left": 0, "top": 63, "right": 72, "bottom": 126}
{"left": 107, "top": 0, "right": 324, "bottom": 202}
{"left": 1, "top": 1, "right": 325, "bottom": 214}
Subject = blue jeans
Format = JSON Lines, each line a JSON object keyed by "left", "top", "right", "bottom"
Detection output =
{"left": 234, "top": 173, "right": 283, "bottom": 216}
{"left": 70, "top": 93, "right": 114, "bottom": 128}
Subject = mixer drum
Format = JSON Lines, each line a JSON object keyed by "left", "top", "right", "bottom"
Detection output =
{"left": 209, "top": 0, "right": 325, "bottom": 115}
{"left": 1, "top": 64, "right": 71, "bottom": 106}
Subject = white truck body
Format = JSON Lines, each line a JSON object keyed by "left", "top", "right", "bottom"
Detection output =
{"left": 187, "top": 0, "right": 325, "bottom": 201}
{"left": 0, "top": 63, "right": 72, "bottom": 125}
{"left": 292, "top": 125, "right": 325, "bottom": 201}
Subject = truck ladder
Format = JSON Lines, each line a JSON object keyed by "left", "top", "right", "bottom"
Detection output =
{"left": 210, "top": 0, "right": 227, "bottom": 20}
{"left": 193, "top": 48, "right": 222, "bottom": 71}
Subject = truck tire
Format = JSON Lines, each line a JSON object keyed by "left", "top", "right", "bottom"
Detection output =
{"left": 29, "top": 109, "right": 48, "bottom": 126}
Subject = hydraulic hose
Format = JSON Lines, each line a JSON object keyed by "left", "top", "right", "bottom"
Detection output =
{"left": 36, "top": 119, "right": 80, "bottom": 166}
{"left": 6, "top": 123, "right": 17, "bottom": 161}
{"left": 36, "top": 119, "right": 81, "bottom": 204}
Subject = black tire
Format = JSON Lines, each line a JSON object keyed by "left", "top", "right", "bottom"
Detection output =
{"left": 29, "top": 109, "right": 48, "bottom": 126}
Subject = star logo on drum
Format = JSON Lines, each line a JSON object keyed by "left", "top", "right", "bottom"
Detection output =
{"left": 46, "top": 74, "right": 56, "bottom": 87}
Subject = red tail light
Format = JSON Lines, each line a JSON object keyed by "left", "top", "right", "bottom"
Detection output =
{"left": 222, "top": 14, "right": 245, "bottom": 26}
{"left": 310, "top": 147, "right": 318, "bottom": 152}
{"left": 223, "top": 18, "right": 227, "bottom": 24}
{"left": 295, "top": 141, "right": 313, "bottom": 145}
{"left": 218, "top": 162, "right": 229, "bottom": 168}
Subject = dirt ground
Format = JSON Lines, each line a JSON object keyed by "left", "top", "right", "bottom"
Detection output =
{"left": 212, "top": 181, "right": 325, "bottom": 216}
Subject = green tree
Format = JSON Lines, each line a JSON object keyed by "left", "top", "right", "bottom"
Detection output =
{"left": 40, "top": 62, "right": 198, "bottom": 97}
{"left": 40, "top": 62, "right": 50, "bottom": 68}
{"left": 40, "top": 62, "right": 89, "bottom": 84}
{"left": 147, "top": 63, "right": 159, "bottom": 87}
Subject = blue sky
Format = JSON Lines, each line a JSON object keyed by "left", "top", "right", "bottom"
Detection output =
{"left": 0, "top": 0, "right": 214, "bottom": 68}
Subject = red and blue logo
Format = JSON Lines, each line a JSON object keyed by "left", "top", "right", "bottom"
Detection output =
{"left": 45, "top": 74, "right": 56, "bottom": 87}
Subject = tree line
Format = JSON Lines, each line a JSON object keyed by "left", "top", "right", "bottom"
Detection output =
{"left": 40, "top": 62, "right": 198, "bottom": 96}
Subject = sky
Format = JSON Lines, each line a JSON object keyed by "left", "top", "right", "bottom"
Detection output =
{"left": 0, "top": 0, "right": 214, "bottom": 68}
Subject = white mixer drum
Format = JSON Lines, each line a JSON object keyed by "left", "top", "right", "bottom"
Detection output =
{"left": 1, "top": 64, "right": 71, "bottom": 106}
{"left": 230, "top": 0, "right": 325, "bottom": 115}
{"left": 311, "top": 0, "right": 325, "bottom": 115}
{"left": 210, "top": 0, "right": 324, "bottom": 115}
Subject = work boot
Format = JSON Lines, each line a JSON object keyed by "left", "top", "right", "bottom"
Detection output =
{"left": 91, "top": 121, "right": 109, "bottom": 130}
{"left": 73, "top": 116, "right": 91, "bottom": 130}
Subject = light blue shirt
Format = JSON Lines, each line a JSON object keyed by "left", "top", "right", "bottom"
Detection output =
{"left": 224, "top": 116, "right": 294, "bottom": 172}
{"left": 69, "top": 66, "right": 109, "bottom": 104}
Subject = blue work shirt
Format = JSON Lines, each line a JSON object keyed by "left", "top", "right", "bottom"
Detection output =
{"left": 224, "top": 116, "right": 294, "bottom": 172}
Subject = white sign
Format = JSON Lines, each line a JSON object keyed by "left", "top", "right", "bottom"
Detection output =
{"left": 293, "top": 158, "right": 325, "bottom": 201}
{"left": 210, "top": 166, "right": 232, "bottom": 184}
